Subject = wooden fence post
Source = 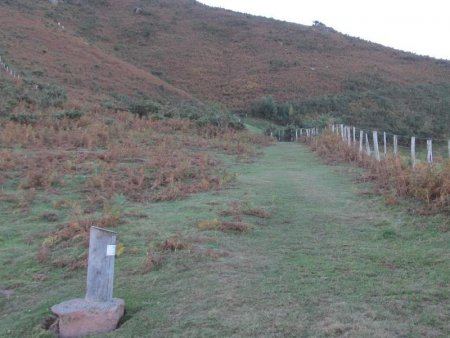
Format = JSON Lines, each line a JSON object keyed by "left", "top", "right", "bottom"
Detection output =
{"left": 427, "top": 139, "right": 433, "bottom": 164}
{"left": 411, "top": 137, "right": 416, "bottom": 167}
{"left": 340, "top": 124, "right": 345, "bottom": 141}
{"left": 85, "top": 227, "right": 117, "bottom": 302}
{"left": 393, "top": 135, "right": 398, "bottom": 156}
{"left": 352, "top": 127, "right": 356, "bottom": 145}
{"left": 373, "top": 131, "right": 380, "bottom": 161}
{"left": 359, "top": 130, "right": 363, "bottom": 153}
{"left": 383, "top": 132, "right": 387, "bottom": 157}
{"left": 295, "top": 129, "right": 298, "bottom": 141}
{"left": 347, "top": 127, "right": 351, "bottom": 146}
{"left": 365, "top": 133, "right": 371, "bottom": 156}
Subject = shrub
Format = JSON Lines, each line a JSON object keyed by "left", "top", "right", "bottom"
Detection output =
{"left": 53, "top": 109, "right": 84, "bottom": 120}
{"left": 38, "top": 84, "right": 67, "bottom": 108}
{"left": 9, "top": 113, "right": 38, "bottom": 125}
{"left": 129, "top": 99, "right": 160, "bottom": 118}
{"left": 250, "top": 96, "right": 277, "bottom": 120}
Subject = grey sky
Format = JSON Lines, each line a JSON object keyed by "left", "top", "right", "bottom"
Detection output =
{"left": 198, "top": 0, "right": 450, "bottom": 60}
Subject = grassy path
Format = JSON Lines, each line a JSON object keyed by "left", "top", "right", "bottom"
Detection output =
{"left": 1, "top": 143, "right": 449, "bottom": 337}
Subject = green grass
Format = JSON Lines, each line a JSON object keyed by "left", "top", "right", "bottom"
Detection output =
{"left": 1, "top": 143, "right": 449, "bottom": 337}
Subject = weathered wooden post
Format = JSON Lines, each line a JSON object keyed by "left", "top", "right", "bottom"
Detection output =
{"left": 383, "top": 132, "right": 387, "bottom": 158}
{"left": 365, "top": 133, "right": 371, "bottom": 156}
{"left": 359, "top": 130, "right": 363, "bottom": 153}
{"left": 86, "top": 227, "right": 117, "bottom": 302}
{"left": 340, "top": 124, "right": 344, "bottom": 141}
{"left": 427, "top": 139, "right": 433, "bottom": 164}
{"left": 352, "top": 127, "right": 356, "bottom": 145}
{"left": 346, "top": 127, "right": 351, "bottom": 146}
{"left": 393, "top": 135, "right": 398, "bottom": 156}
{"left": 52, "top": 227, "right": 124, "bottom": 338}
{"left": 411, "top": 137, "right": 416, "bottom": 168}
{"left": 373, "top": 131, "right": 380, "bottom": 161}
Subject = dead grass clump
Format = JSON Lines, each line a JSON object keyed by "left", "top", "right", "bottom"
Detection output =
{"left": 242, "top": 208, "right": 272, "bottom": 219}
{"left": 161, "top": 237, "right": 191, "bottom": 251}
{"left": 142, "top": 250, "right": 164, "bottom": 274}
{"left": 36, "top": 246, "right": 50, "bottom": 264}
{"left": 219, "top": 221, "right": 252, "bottom": 233}
{"left": 197, "top": 219, "right": 252, "bottom": 232}
{"left": 218, "top": 201, "right": 243, "bottom": 219}
{"left": 219, "top": 201, "right": 271, "bottom": 220}
{"left": 205, "top": 249, "right": 230, "bottom": 259}
{"left": 383, "top": 193, "right": 399, "bottom": 206}
{"left": 197, "top": 219, "right": 222, "bottom": 230}
{"left": 40, "top": 212, "right": 59, "bottom": 222}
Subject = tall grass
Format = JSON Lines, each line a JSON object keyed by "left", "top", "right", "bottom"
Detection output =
{"left": 306, "top": 132, "right": 450, "bottom": 213}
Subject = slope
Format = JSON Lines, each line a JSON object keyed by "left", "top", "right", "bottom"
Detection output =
{"left": 0, "top": 3, "right": 195, "bottom": 106}
{"left": 40, "top": 0, "right": 450, "bottom": 108}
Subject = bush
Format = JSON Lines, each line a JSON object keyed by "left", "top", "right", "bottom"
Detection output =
{"left": 38, "top": 84, "right": 67, "bottom": 108}
{"left": 129, "top": 99, "right": 161, "bottom": 118}
{"left": 52, "top": 109, "right": 84, "bottom": 120}
{"left": 250, "top": 96, "right": 277, "bottom": 120}
{"left": 9, "top": 113, "right": 38, "bottom": 125}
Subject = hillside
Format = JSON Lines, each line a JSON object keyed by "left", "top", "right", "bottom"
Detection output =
{"left": 1, "top": 0, "right": 450, "bottom": 134}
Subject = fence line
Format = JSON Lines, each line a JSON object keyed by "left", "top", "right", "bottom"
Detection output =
{"left": 0, "top": 55, "right": 21, "bottom": 80}
{"left": 286, "top": 124, "right": 450, "bottom": 167}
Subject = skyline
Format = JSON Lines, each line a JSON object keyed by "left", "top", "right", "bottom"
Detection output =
{"left": 198, "top": 0, "right": 450, "bottom": 60}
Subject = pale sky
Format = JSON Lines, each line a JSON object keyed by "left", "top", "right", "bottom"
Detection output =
{"left": 198, "top": 0, "right": 450, "bottom": 60}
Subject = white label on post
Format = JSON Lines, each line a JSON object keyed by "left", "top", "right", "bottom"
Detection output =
{"left": 106, "top": 245, "right": 116, "bottom": 256}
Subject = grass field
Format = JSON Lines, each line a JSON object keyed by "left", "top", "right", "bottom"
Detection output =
{"left": 1, "top": 143, "right": 449, "bottom": 337}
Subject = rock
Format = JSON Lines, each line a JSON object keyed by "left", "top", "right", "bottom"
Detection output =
{"left": 134, "top": 7, "right": 143, "bottom": 15}
{"left": 51, "top": 298, "right": 124, "bottom": 338}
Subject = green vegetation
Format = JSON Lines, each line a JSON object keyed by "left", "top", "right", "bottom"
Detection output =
{"left": 250, "top": 82, "right": 450, "bottom": 138}
{"left": 1, "top": 143, "right": 448, "bottom": 336}
{"left": 0, "top": 76, "right": 67, "bottom": 114}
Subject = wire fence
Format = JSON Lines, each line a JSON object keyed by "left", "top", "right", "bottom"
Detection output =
{"left": 0, "top": 55, "right": 21, "bottom": 80}
{"left": 274, "top": 124, "right": 450, "bottom": 167}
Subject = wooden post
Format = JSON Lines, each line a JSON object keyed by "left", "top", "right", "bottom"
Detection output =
{"left": 340, "top": 124, "right": 344, "bottom": 140}
{"left": 373, "top": 131, "right": 380, "bottom": 161}
{"left": 393, "top": 135, "right": 398, "bottom": 156}
{"left": 85, "top": 227, "right": 117, "bottom": 303}
{"left": 411, "top": 137, "right": 416, "bottom": 168}
{"left": 359, "top": 130, "right": 363, "bottom": 153}
{"left": 383, "top": 132, "right": 387, "bottom": 158}
{"left": 347, "top": 127, "right": 351, "bottom": 146}
{"left": 427, "top": 139, "right": 433, "bottom": 164}
{"left": 352, "top": 127, "right": 356, "bottom": 145}
{"left": 295, "top": 129, "right": 298, "bottom": 141}
{"left": 365, "top": 133, "right": 371, "bottom": 156}
{"left": 332, "top": 125, "right": 335, "bottom": 133}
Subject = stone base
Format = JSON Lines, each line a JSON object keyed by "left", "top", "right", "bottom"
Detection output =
{"left": 51, "top": 298, "right": 124, "bottom": 338}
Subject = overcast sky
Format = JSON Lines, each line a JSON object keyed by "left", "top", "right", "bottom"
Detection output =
{"left": 198, "top": 0, "right": 450, "bottom": 60}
